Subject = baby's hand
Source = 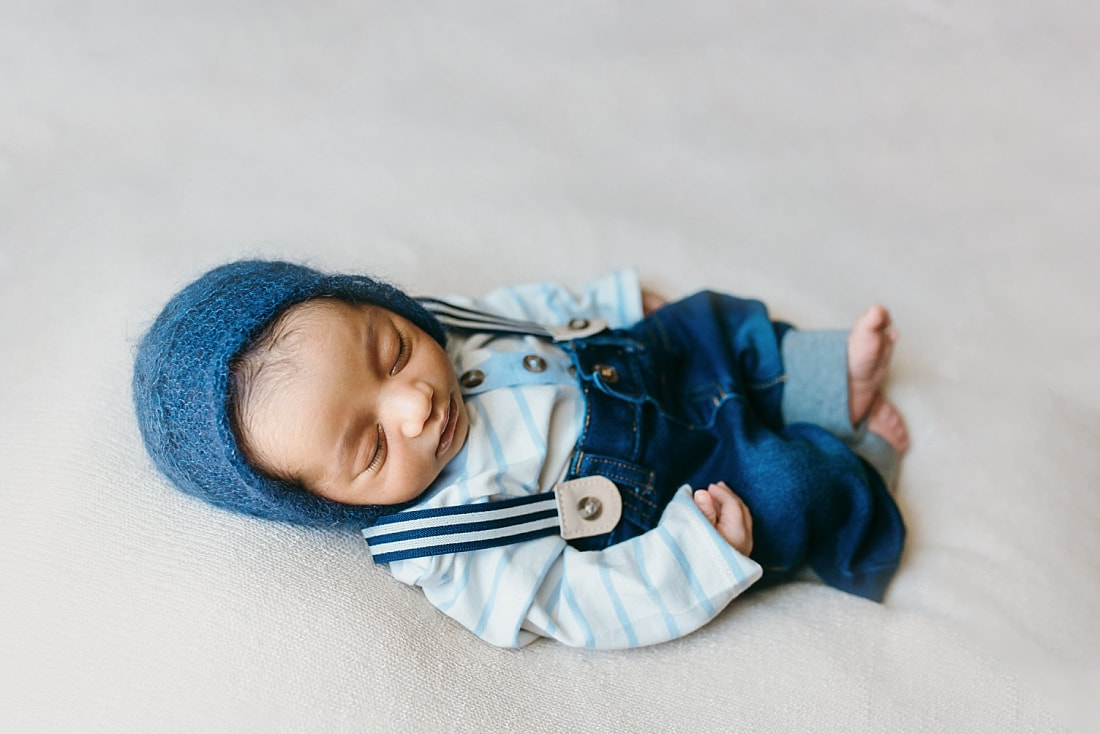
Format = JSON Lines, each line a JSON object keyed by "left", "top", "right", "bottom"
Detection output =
{"left": 693, "top": 482, "right": 753, "bottom": 556}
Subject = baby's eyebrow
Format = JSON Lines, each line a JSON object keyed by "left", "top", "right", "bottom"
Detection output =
{"left": 362, "top": 306, "right": 386, "bottom": 369}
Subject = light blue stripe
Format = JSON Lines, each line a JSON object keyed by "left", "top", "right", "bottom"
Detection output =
{"left": 560, "top": 573, "right": 596, "bottom": 648}
{"left": 657, "top": 527, "right": 716, "bottom": 617}
{"left": 539, "top": 283, "right": 571, "bottom": 324}
{"left": 632, "top": 543, "right": 680, "bottom": 640}
{"left": 613, "top": 269, "right": 628, "bottom": 327}
{"left": 472, "top": 399, "right": 511, "bottom": 496}
{"left": 473, "top": 547, "right": 514, "bottom": 637}
{"left": 512, "top": 389, "right": 547, "bottom": 459}
{"left": 540, "top": 574, "right": 562, "bottom": 638}
{"left": 545, "top": 571, "right": 563, "bottom": 618}
{"left": 703, "top": 521, "right": 752, "bottom": 585}
{"left": 519, "top": 555, "right": 563, "bottom": 640}
{"left": 507, "top": 286, "right": 538, "bottom": 322}
{"left": 598, "top": 564, "right": 638, "bottom": 647}
{"left": 454, "top": 444, "right": 471, "bottom": 504}
{"left": 436, "top": 557, "right": 472, "bottom": 614}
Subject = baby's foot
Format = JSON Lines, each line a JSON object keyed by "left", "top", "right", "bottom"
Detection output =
{"left": 865, "top": 393, "right": 910, "bottom": 457}
{"left": 848, "top": 305, "right": 898, "bottom": 426}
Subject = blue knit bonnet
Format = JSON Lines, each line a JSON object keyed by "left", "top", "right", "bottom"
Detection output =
{"left": 132, "top": 260, "right": 447, "bottom": 529}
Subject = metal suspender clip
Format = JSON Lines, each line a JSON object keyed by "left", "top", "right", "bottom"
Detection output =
{"left": 546, "top": 318, "right": 609, "bottom": 341}
{"left": 363, "top": 477, "right": 623, "bottom": 563}
{"left": 554, "top": 476, "right": 622, "bottom": 540}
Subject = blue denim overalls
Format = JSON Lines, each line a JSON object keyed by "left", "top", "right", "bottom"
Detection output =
{"left": 557, "top": 291, "right": 904, "bottom": 601}
{"left": 377, "top": 291, "right": 906, "bottom": 602}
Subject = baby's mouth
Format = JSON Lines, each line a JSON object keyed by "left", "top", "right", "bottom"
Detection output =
{"left": 436, "top": 395, "right": 458, "bottom": 457}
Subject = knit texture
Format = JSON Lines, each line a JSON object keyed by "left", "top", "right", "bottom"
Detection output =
{"left": 132, "top": 260, "right": 446, "bottom": 528}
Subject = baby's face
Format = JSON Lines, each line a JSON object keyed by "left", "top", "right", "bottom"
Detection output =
{"left": 243, "top": 299, "right": 468, "bottom": 506}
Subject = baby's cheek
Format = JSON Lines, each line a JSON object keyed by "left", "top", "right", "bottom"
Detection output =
{"left": 455, "top": 417, "right": 470, "bottom": 450}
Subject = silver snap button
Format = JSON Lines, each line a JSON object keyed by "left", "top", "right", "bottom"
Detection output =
{"left": 568, "top": 318, "right": 590, "bottom": 331}
{"left": 522, "top": 354, "right": 547, "bottom": 373}
{"left": 576, "top": 496, "right": 603, "bottom": 521}
{"left": 459, "top": 369, "right": 485, "bottom": 389}
{"left": 594, "top": 363, "right": 619, "bottom": 384}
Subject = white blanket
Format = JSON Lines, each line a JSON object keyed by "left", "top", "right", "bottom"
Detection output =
{"left": 3, "top": 1, "right": 1097, "bottom": 731}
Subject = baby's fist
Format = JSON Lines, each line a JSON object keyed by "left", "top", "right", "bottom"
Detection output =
{"left": 693, "top": 482, "right": 754, "bottom": 556}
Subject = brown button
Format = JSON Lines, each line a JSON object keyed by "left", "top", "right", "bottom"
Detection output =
{"left": 459, "top": 369, "right": 485, "bottom": 389}
{"left": 522, "top": 355, "right": 547, "bottom": 373}
{"left": 568, "top": 318, "right": 590, "bottom": 331}
{"left": 594, "top": 363, "right": 619, "bottom": 384}
{"left": 576, "top": 496, "right": 603, "bottom": 521}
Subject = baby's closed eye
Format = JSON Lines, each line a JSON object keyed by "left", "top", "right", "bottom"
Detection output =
{"left": 365, "top": 424, "right": 388, "bottom": 473}
{"left": 390, "top": 329, "right": 411, "bottom": 375}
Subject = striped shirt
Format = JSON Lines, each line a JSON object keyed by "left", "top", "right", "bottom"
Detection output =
{"left": 374, "top": 270, "right": 762, "bottom": 648}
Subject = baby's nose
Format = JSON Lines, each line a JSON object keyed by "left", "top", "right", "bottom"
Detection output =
{"left": 391, "top": 381, "right": 433, "bottom": 438}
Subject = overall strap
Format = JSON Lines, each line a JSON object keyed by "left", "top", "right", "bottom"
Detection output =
{"left": 363, "top": 492, "right": 559, "bottom": 564}
{"left": 363, "top": 477, "right": 621, "bottom": 564}
{"left": 418, "top": 297, "right": 608, "bottom": 341}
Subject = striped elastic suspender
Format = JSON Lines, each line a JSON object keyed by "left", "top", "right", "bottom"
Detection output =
{"left": 417, "top": 297, "right": 555, "bottom": 338}
{"left": 362, "top": 492, "right": 560, "bottom": 564}
{"left": 418, "top": 297, "right": 608, "bottom": 341}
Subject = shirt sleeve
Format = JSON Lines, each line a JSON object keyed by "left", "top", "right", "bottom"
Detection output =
{"left": 521, "top": 486, "right": 762, "bottom": 648}
{"left": 446, "top": 268, "right": 645, "bottom": 330}
{"left": 385, "top": 485, "right": 762, "bottom": 649}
